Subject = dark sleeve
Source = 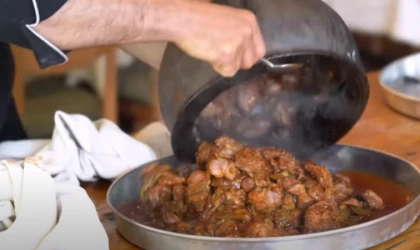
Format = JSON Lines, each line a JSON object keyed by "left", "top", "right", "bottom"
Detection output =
{"left": 0, "top": 0, "right": 69, "bottom": 68}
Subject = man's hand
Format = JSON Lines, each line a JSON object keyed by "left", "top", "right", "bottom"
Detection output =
{"left": 35, "top": 0, "right": 266, "bottom": 77}
{"left": 173, "top": 1, "right": 266, "bottom": 77}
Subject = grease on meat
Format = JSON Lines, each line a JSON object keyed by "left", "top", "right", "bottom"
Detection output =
{"left": 139, "top": 136, "right": 385, "bottom": 237}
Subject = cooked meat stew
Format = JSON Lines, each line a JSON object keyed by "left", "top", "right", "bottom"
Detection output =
{"left": 120, "top": 136, "right": 414, "bottom": 237}
{"left": 193, "top": 68, "right": 351, "bottom": 150}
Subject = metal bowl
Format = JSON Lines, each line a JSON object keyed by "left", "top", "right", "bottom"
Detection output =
{"left": 107, "top": 145, "right": 420, "bottom": 250}
{"left": 380, "top": 52, "right": 420, "bottom": 119}
{"left": 159, "top": 0, "right": 369, "bottom": 162}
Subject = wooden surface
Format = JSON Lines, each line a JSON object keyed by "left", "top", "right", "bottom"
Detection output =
{"left": 83, "top": 71, "right": 420, "bottom": 249}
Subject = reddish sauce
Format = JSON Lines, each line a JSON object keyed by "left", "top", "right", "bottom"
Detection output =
{"left": 119, "top": 200, "right": 158, "bottom": 227}
{"left": 336, "top": 170, "right": 415, "bottom": 221}
{"left": 119, "top": 170, "right": 415, "bottom": 232}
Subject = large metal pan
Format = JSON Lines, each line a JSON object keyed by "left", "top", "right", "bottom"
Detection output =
{"left": 107, "top": 145, "right": 420, "bottom": 250}
{"left": 380, "top": 52, "right": 420, "bottom": 119}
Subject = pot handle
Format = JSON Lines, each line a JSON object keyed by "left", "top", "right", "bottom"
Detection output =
{"left": 260, "top": 58, "right": 303, "bottom": 72}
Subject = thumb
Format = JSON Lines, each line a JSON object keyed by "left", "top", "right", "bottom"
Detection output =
{"left": 212, "top": 62, "right": 239, "bottom": 78}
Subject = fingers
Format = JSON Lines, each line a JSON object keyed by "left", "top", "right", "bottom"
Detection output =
{"left": 212, "top": 63, "right": 238, "bottom": 78}
{"left": 211, "top": 38, "right": 245, "bottom": 77}
{"left": 177, "top": 5, "right": 266, "bottom": 78}
{"left": 213, "top": 11, "right": 266, "bottom": 77}
{"left": 241, "top": 31, "right": 259, "bottom": 70}
{"left": 240, "top": 11, "right": 266, "bottom": 70}
{"left": 249, "top": 14, "right": 266, "bottom": 62}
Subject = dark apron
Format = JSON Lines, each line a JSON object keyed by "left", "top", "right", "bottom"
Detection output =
{"left": 0, "top": 43, "right": 27, "bottom": 141}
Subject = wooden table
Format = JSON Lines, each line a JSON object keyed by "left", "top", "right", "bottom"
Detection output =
{"left": 84, "top": 71, "right": 420, "bottom": 250}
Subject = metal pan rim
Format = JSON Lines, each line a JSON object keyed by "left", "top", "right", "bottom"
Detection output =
{"left": 107, "top": 144, "right": 420, "bottom": 243}
{"left": 379, "top": 52, "right": 420, "bottom": 102}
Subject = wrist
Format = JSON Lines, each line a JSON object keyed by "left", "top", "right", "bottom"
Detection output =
{"left": 139, "top": 0, "right": 199, "bottom": 43}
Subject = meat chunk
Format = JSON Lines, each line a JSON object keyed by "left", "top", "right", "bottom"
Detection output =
{"left": 201, "top": 188, "right": 225, "bottom": 220}
{"left": 141, "top": 163, "right": 172, "bottom": 195}
{"left": 276, "top": 228, "right": 301, "bottom": 236}
{"left": 303, "top": 161, "right": 333, "bottom": 190}
{"left": 157, "top": 171, "right": 186, "bottom": 186}
{"left": 332, "top": 183, "right": 353, "bottom": 202}
{"left": 307, "top": 184, "right": 325, "bottom": 201}
{"left": 273, "top": 102, "right": 295, "bottom": 127}
{"left": 248, "top": 186, "right": 283, "bottom": 212}
{"left": 245, "top": 218, "right": 275, "bottom": 237}
{"left": 207, "top": 157, "right": 239, "bottom": 180}
{"left": 261, "top": 148, "right": 301, "bottom": 175}
{"left": 231, "top": 208, "right": 252, "bottom": 222}
{"left": 196, "top": 142, "right": 217, "bottom": 168}
{"left": 211, "top": 177, "right": 236, "bottom": 191}
{"left": 282, "top": 194, "right": 296, "bottom": 210}
{"left": 332, "top": 173, "right": 353, "bottom": 202}
{"left": 225, "top": 189, "right": 246, "bottom": 209}
{"left": 304, "top": 200, "right": 343, "bottom": 233}
{"left": 161, "top": 208, "right": 181, "bottom": 224}
{"left": 297, "top": 192, "right": 315, "bottom": 209}
{"left": 235, "top": 148, "right": 269, "bottom": 177}
{"left": 146, "top": 184, "right": 172, "bottom": 208}
{"left": 282, "top": 177, "right": 301, "bottom": 190}
{"left": 176, "top": 221, "right": 194, "bottom": 234}
{"left": 300, "top": 175, "right": 317, "bottom": 188}
{"left": 215, "top": 136, "right": 243, "bottom": 159}
{"left": 236, "top": 80, "right": 261, "bottom": 114}
{"left": 187, "top": 170, "right": 211, "bottom": 212}
{"left": 273, "top": 208, "right": 302, "bottom": 228}
{"left": 339, "top": 198, "right": 362, "bottom": 210}
{"left": 194, "top": 222, "right": 209, "bottom": 236}
{"left": 209, "top": 207, "right": 253, "bottom": 227}
{"left": 270, "top": 171, "right": 292, "bottom": 182}
{"left": 362, "top": 190, "right": 384, "bottom": 210}
{"left": 199, "top": 101, "right": 218, "bottom": 119}
{"left": 140, "top": 163, "right": 181, "bottom": 208}
{"left": 214, "top": 219, "right": 239, "bottom": 237}
{"left": 334, "top": 173, "right": 351, "bottom": 186}
{"left": 263, "top": 76, "right": 282, "bottom": 96}
{"left": 288, "top": 183, "right": 306, "bottom": 196}
{"left": 172, "top": 184, "right": 186, "bottom": 201}
{"left": 236, "top": 118, "right": 272, "bottom": 139}
{"left": 241, "top": 177, "right": 256, "bottom": 192}
{"left": 177, "top": 164, "right": 195, "bottom": 178}
{"left": 253, "top": 170, "right": 271, "bottom": 188}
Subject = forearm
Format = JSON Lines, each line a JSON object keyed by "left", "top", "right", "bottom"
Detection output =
{"left": 34, "top": 0, "right": 193, "bottom": 50}
{"left": 29, "top": 0, "right": 265, "bottom": 76}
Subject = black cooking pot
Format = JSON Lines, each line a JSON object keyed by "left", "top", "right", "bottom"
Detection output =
{"left": 158, "top": 0, "right": 369, "bottom": 162}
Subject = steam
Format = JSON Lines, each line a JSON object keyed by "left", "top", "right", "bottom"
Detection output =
{"left": 193, "top": 60, "right": 364, "bottom": 160}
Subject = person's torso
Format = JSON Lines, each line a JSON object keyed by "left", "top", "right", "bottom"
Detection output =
{"left": 0, "top": 43, "right": 14, "bottom": 100}
{"left": 0, "top": 43, "right": 27, "bottom": 141}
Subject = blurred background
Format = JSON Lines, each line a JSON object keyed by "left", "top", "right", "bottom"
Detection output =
{"left": 10, "top": 0, "right": 420, "bottom": 139}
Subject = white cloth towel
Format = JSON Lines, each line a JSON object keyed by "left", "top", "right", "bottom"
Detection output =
{"left": 323, "top": 0, "right": 420, "bottom": 46}
{"left": 0, "top": 111, "right": 167, "bottom": 250}
{"left": 0, "top": 111, "right": 157, "bottom": 185}
{"left": 0, "top": 158, "right": 109, "bottom": 250}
